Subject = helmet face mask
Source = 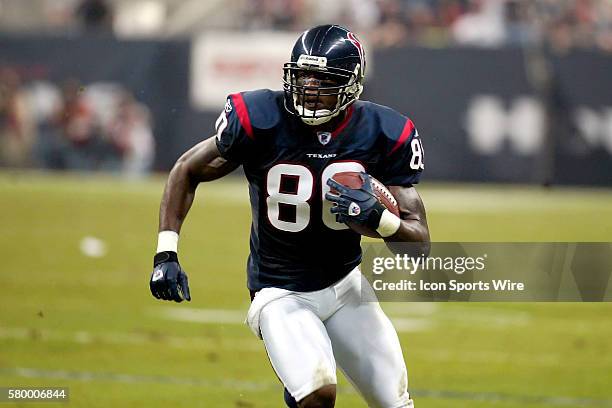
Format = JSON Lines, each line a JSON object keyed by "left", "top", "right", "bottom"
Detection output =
{"left": 283, "top": 63, "right": 361, "bottom": 125}
{"left": 283, "top": 25, "right": 366, "bottom": 126}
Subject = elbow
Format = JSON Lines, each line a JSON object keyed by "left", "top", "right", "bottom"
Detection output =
{"left": 414, "top": 221, "right": 431, "bottom": 256}
{"left": 420, "top": 238, "right": 431, "bottom": 258}
{"left": 170, "top": 155, "right": 187, "bottom": 176}
{"left": 169, "top": 156, "right": 197, "bottom": 187}
{"left": 410, "top": 226, "right": 431, "bottom": 257}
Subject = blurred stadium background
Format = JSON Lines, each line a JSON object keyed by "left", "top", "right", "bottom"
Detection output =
{"left": 1, "top": 1, "right": 611, "bottom": 407}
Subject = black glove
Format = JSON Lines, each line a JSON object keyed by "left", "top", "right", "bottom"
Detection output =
{"left": 150, "top": 251, "right": 191, "bottom": 302}
{"left": 325, "top": 172, "right": 386, "bottom": 230}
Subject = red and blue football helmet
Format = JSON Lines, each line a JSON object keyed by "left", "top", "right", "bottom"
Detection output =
{"left": 283, "top": 24, "right": 366, "bottom": 126}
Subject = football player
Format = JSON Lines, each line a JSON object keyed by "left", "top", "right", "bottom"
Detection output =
{"left": 150, "top": 25, "right": 429, "bottom": 408}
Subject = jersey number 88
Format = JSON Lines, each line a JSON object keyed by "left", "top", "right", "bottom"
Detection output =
{"left": 266, "top": 161, "right": 365, "bottom": 232}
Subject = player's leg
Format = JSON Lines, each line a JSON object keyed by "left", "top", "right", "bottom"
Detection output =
{"left": 324, "top": 278, "right": 414, "bottom": 408}
{"left": 298, "top": 385, "right": 336, "bottom": 408}
{"left": 284, "top": 385, "right": 336, "bottom": 408}
{"left": 284, "top": 387, "right": 298, "bottom": 408}
{"left": 259, "top": 295, "right": 337, "bottom": 407}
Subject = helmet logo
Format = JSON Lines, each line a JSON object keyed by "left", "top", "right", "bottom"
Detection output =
{"left": 347, "top": 32, "right": 365, "bottom": 72}
{"left": 317, "top": 131, "right": 332, "bottom": 145}
{"left": 297, "top": 55, "right": 327, "bottom": 69}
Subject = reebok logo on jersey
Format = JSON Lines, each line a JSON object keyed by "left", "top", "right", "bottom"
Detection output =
{"left": 152, "top": 269, "right": 164, "bottom": 281}
{"left": 348, "top": 202, "right": 361, "bottom": 216}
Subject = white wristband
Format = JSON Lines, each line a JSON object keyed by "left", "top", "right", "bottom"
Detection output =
{"left": 376, "top": 209, "right": 401, "bottom": 238}
{"left": 156, "top": 230, "right": 179, "bottom": 253}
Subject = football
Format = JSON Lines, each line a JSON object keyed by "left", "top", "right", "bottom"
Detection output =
{"left": 330, "top": 172, "right": 400, "bottom": 238}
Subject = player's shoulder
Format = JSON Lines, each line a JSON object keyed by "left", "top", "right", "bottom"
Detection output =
{"left": 354, "top": 100, "right": 416, "bottom": 143}
{"left": 227, "top": 89, "right": 283, "bottom": 131}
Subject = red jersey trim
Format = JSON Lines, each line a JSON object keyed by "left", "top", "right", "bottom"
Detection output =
{"left": 388, "top": 118, "right": 415, "bottom": 156}
{"left": 230, "top": 93, "right": 254, "bottom": 139}
{"left": 331, "top": 105, "right": 355, "bottom": 138}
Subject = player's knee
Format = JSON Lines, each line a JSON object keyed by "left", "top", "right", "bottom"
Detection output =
{"left": 298, "top": 384, "right": 336, "bottom": 408}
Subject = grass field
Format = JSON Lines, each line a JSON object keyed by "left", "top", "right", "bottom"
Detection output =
{"left": 1, "top": 171, "right": 612, "bottom": 408}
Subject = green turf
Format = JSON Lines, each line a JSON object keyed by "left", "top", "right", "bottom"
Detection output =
{"left": 1, "top": 171, "right": 611, "bottom": 407}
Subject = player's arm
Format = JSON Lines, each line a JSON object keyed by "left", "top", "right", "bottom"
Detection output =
{"left": 326, "top": 175, "right": 430, "bottom": 255}
{"left": 150, "top": 136, "right": 239, "bottom": 303}
{"left": 384, "top": 185, "right": 430, "bottom": 256}
{"left": 159, "top": 136, "right": 239, "bottom": 233}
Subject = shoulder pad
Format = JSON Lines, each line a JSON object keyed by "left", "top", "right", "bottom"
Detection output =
{"left": 237, "top": 89, "right": 282, "bottom": 131}
{"left": 361, "top": 101, "right": 411, "bottom": 143}
{"left": 358, "top": 101, "right": 418, "bottom": 157}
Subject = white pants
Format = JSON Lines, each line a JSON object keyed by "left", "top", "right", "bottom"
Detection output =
{"left": 250, "top": 268, "right": 414, "bottom": 408}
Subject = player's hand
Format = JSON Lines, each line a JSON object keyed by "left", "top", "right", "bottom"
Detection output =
{"left": 325, "top": 172, "right": 386, "bottom": 230}
{"left": 150, "top": 251, "right": 191, "bottom": 302}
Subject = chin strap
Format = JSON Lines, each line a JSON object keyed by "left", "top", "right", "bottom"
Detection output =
{"left": 293, "top": 88, "right": 346, "bottom": 126}
{"left": 296, "top": 105, "right": 339, "bottom": 126}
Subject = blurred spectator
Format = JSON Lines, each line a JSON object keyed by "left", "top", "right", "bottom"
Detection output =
{"left": 104, "top": 91, "right": 154, "bottom": 178}
{"left": 43, "top": 0, "right": 80, "bottom": 32}
{"left": 309, "top": 0, "right": 380, "bottom": 33}
{"left": 505, "top": 0, "right": 537, "bottom": 46}
{"left": 239, "top": 0, "right": 612, "bottom": 52}
{"left": 0, "top": 68, "right": 34, "bottom": 167}
{"left": 244, "top": 0, "right": 308, "bottom": 31}
{"left": 2, "top": 0, "right": 612, "bottom": 53}
{"left": 595, "top": 0, "right": 612, "bottom": 51}
{"left": 75, "top": 0, "right": 113, "bottom": 32}
{"left": 27, "top": 80, "right": 65, "bottom": 169}
{"left": 369, "top": 0, "right": 411, "bottom": 48}
{"left": 452, "top": 0, "right": 507, "bottom": 47}
{"left": 438, "top": 0, "right": 465, "bottom": 27}
{"left": 547, "top": 12, "right": 576, "bottom": 53}
{"left": 0, "top": 68, "right": 156, "bottom": 175}
{"left": 56, "top": 78, "right": 100, "bottom": 170}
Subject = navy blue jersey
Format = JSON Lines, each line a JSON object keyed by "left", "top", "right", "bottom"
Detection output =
{"left": 214, "top": 90, "right": 424, "bottom": 292}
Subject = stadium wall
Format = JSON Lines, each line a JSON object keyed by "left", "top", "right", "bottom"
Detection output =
{"left": 1, "top": 34, "right": 610, "bottom": 186}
